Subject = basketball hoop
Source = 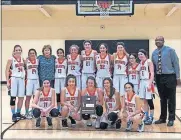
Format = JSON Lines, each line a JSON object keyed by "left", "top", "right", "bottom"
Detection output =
{"left": 97, "top": 0, "right": 112, "bottom": 18}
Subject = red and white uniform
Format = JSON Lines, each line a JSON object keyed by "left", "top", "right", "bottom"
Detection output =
{"left": 26, "top": 58, "right": 39, "bottom": 96}
{"left": 96, "top": 54, "right": 111, "bottom": 88}
{"left": 10, "top": 56, "right": 25, "bottom": 97}
{"left": 54, "top": 58, "right": 67, "bottom": 93}
{"left": 113, "top": 54, "right": 128, "bottom": 96}
{"left": 85, "top": 88, "right": 99, "bottom": 104}
{"left": 67, "top": 55, "right": 81, "bottom": 89}
{"left": 139, "top": 59, "right": 153, "bottom": 99}
{"left": 65, "top": 87, "right": 79, "bottom": 116}
{"left": 127, "top": 64, "right": 140, "bottom": 95}
{"left": 81, "top": 50, "right": 96, "bottom": 89}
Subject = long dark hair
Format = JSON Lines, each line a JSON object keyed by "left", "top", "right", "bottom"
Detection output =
{"left": 65, "top": 74, "right": 77, "bottom": 87}
{"left": 57, "top": 48, "right": 64, "bottom": 56}
{"left": 103, "top": 77, "right": 115, "bottom": 98}
{"left": 124, "top": 82, "right": 135, "bottom": 93}
{"left": 99, "top": 43, "right": 108, "bottom": 53}
{"left": 86, "top": 76, "right": 97, "bottom": 88}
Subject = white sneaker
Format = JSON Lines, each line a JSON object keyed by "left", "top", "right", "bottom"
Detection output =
{"left": 25, "top": 113, "right": 33, "bottom": 119}
{"left": 95, "top": 117, "right": 100, "bottom": 129}
{"left": 86, "top": 120, "right": 92, "bottom": 127}
{"left": 137, "top": 122, "right": 144, "bottom": 132}
{"left": 126, "top": 121, "right": 133, "bottom": 131}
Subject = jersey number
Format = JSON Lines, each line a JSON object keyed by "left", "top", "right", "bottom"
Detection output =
{"left": 71, "top": 66, "right": 75, "bottom": 70}
{"left": 44, "top": 102, "right": 48, "bottom": 108}
{"left": 117, "top": 65, "right": 121, "bottom": 70}
{"left": 58, "top": 69, "right": 62, "bottom": 73}
{"left": 128, "top": 107, "right": 133, "bottom": 112}
{"left": 132, "top": 75, "right": 136, "bottom": 79}
{"left": 142, "top": 71, "right": 144, "bottom": 76}
{"left": 70, "top": 100, "right": 74, "bottom": 106}
{"left": 18, "top": 67, "right": 23, "bottom": 72}
{"left": 86, "top": 61, "right": 90, "bottom": 66}
{"left": 32, "top": 69, "right": 36, "bottom": 74}
{"left": 100, "top": 64, "right": 105, "bottom": 69}
{"left": 108, "top": 103, "right": 112, "bottom": 108}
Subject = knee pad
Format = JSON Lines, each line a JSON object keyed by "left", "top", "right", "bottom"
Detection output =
{"left": 96, "top": 105, "right": 103, "bottom": 116}
{"left": 147, "top": 99, "right": 154, "bottom": 110}
{"left": 100, "top": 122, "right": 108, "bottom": 130}
{"left": 56, "top": 94, "right": 60, "bottom": 102}
{"left": 33, "top": 108, "right": 41, "bottom": 118}
{"left": 108, "top": 112, "right": 118, "bottom": 122}
{"left": 50, "top": 108, "right": 59, "bottom": 117}
{"left": 82, "top": 114, "right": 90, "bottom": 120}
{"left": 10, "top": 97, "right": 16, "bottom": 106}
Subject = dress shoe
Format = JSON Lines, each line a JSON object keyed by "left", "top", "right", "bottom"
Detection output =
{"left": 167, "top": 120, "right": 174, "bottom": 127}
{"left": 155, "top": 119, "right": 166, "bottom": 124}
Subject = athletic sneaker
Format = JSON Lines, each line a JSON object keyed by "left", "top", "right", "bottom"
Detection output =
{"left": 145, "top": 117, "right": 153, "bottom": 125}
{"left": 36, "top": 117, "right": 41, "bottom": 127}
{"left": 126, "top": 120, "right": 133, "bottom": 131}
{"left": 143, "top": 116, "right": 149, "bottom": 122}
{"left": 12, "top": 114, "right": 17, "bottom": 122}
{"left": 25, "top": 113, "right": 33, "bottom": 119}
{"left": 137, "top": 122, "right": 145, "bottom": 132}
{"left": 62, "top": 119, "right": 68, "bottom": 128}
{"left": 16, "top": 113, "right": 26, "bottom": 120}
{"left": 86, "top": 120, "right": 92, "bottom": 127}
{"left": 95, "top": 117, "right": 100, "bottom": 129}
{"left": 69, "top": 116, "right": 76, "bottom": 126}
{"left": 46, "top": 117, "right": 52, "bottom": 127}
{"left": 116, "top": 119, "right": 121, "bottom": 129}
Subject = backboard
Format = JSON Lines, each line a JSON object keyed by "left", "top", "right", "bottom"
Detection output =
{"left": 76, "top": 0, "right": 134, "bottom": 16}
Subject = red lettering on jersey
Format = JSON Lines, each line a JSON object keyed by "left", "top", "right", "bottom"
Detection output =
{"left": 115, "top": 60, "right": 126, "bottom": 65}
{"left": 28, "top": 65, "right": 38, "bottom": 69}
{"left": 56, "top": 65, "right": 65, "bottom": 69}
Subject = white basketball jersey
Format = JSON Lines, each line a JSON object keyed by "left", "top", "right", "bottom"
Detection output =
{"left": 128, "top": 64, "right": 140, "bottom": 84}
{"left": 96, "top": 54, "right": 111, "bottom": 77}
{"left": 67, "top": 55, "right": 81, "bottom": 76}
{"left": 55, "top": 58, "right": 67, "bottom": 78}
{"left": 26, "top": 59, "right": 39, "bottom": 80}
{"left": 104, "top": 90, "right": 116, "bottom": 113}
{"left": 125, "top": 92, "right": 136, "bottom": 115}
{"left": 85, "top": 88, "right": 99, "bottom": 101}
{"left": 11, "top": 57, "right": 25, "bottom": 78}
{"left": 114, "top": 54, "right": 128, "bottom": 75}
{"left": 65, "top": 88, "right": 79, "bottom": 107}
{"left": 140, "top": 59, "right": 151, "bottom": 80}
{"left": 38, "top": 88, "right": 52, "bottom": 109}
{"left": 82, "top": 50, "right": 95, "bottom": 73}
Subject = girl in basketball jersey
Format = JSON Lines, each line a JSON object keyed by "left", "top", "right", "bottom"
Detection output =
{"left": 81, "top": 76, "right": 103, "bottom": 128}
{"left": 25, "top": 49, "right": 39, "bottom": 119}
{"left": 55, "top": 48, "right": 67, "bottom": 114}
{"left": 99, "top": 78, "right": 121, "bottom": 130}
{"left": 121, "top": 82, "right": 145, "bottom": 132}
{"left": 95, "top": 43, "right": 112, "bottom": 89}
{"left": 32, "top": 80, "right": 59, "bottom": 127}
{"left": 138, "top": 49, "right": 155, "bottom": 125}
{"left": 5, "top": 45, "right": 26, "bottom": 122}
{"left": 61, "top": 74, "right": 81, "bottom": 128}
{"left": 113, "top": 42, "right": 129, "bottom": 97}
{"left": 67, "top": 45, "right": 82, "bottom": 89}
{"left": 81, "top": 40, "right": 97, "bottom": 89}
{"left": 127, "top": 53, "right": 140, "bottom": 95}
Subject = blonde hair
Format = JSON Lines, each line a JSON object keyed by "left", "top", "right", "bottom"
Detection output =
{"left": 42, "top": 45, "right": 52, "bottom": 55}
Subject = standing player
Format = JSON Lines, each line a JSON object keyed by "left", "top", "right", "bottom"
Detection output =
{"left": 61, "top": 74, "right": 81, "bottom": 128}
{"left": 25, "top": 48, "right": 39, "bottom": 119}
{"left": 81, "top": 76, "right": 103, "bottom": 128}
{"left": 67, "top": 45, "right": 82, "bottom": 89}
{"left": 121, "top": 82, "right": 145, "bottom": 132}
{"left": 5, "top": 45, "right": 26, "bottom": 122}
{"left": 55, "top": 48, "right": 67, "bottom": 114}
{"left": 96, "top": 43, "right": 112, "bottom": 89}
{"left": 31, "top": 80, "right": 59, "bottom": 127}
{"left": 81, "top": 40, "right": 97, "bottom": 89}
{"left": 99, "top": 78, "right": 121, "bottom": 130}
{"left": 138, "top": 49, "right": 155, "bottom": 125}
{"left": 113, "top": 42, "right": 129, "bottom": 96}
{"left": 127, "top": 53, "right": 140, "bottom": 95}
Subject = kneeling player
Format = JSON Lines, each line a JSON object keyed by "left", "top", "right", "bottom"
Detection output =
{"left": 61, "top": 74, "right": 81, "bottom": 128}
{"left": 81, "top": 76, "right": 103, "bottom": 128}
{"left": 121, "top": 82, "right": 144, "bottom": 132}
{"left": 100, "top": 78, "right": 121, "bottom": 130}
{"left": 32, "top": 80, "right": 59, "bottom": 128}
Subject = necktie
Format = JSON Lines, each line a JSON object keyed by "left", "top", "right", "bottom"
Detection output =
{"left": 157, "top": 50, "right": 162, "bottom": 74}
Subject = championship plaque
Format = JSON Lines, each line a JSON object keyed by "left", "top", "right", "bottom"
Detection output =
{"left": 81, "top": 96, "right": 96, "bottom": 114}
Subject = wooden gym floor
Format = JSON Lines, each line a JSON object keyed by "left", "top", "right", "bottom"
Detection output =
{"left": 1, "top": 85, "right": 181, "bottom": 139}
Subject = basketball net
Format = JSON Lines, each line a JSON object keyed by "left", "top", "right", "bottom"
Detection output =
{"left": 97, "top": 1, "right": 112, "bottom": 18}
